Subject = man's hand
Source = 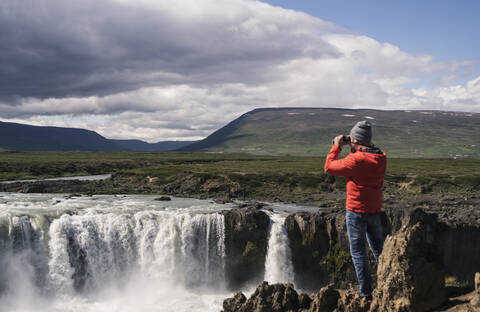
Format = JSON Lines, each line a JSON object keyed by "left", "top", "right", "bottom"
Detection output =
{"left": 333, "top": 135, "right": 347, "bottom": 148}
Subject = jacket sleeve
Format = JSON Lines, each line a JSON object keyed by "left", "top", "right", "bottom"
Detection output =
{"left": 324, "top": 145, "right": 358, "bottom": 177}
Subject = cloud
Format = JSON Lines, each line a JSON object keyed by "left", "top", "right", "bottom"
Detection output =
{"left": 0, "top": 0, "right": 478, "bottom": 141}
{"left": 0, "top": 0, "right": 340, "bottom": 101}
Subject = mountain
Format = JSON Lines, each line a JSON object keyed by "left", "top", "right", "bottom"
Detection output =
{"left": 0, "top": 121, "right": 196, "bottom": 152}
{"left": 179, "top": 108, "right": 480, "bottom": 158}
{"left": 111, "top": 139, "right": 197, "bottom": 152}
{"left": 0, "top": 121, "right": 126, "bottom": 152}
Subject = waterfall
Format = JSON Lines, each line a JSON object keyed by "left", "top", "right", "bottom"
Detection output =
{"left": 0, "top": 215, "right": 49, "bottom": 300}
{"left": 47, "top": 211, "right": 227, "bottom": 293}
{"left": 264, "top": 213, "right": 295, "bottom": 284}
{"left": 181, "top": 213, "right": 226, "bottom": 288}
{"left": 0, "top": 194, "right": 300, "bottom": 312}
{"left": 0, "top": 209, "right": 227, "bottom": 298}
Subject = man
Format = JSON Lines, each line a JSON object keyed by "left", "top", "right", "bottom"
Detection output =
{"left": 324, "top": 120, "right": 387, "bottom": 300}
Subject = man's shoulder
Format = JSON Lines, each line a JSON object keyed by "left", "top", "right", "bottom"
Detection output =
{"left": 361, "top": 147, "right": 384, "bottom": 155}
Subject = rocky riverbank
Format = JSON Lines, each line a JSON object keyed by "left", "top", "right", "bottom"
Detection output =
{"left": 223, "top": 208, "right": 480, "bottom": 312}
{"left": 280, "top": 199, "right": 480, "bottom": 291}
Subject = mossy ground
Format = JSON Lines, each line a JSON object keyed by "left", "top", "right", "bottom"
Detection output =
{"left": 0, "top": 151, "right": 478, "bottom": 202}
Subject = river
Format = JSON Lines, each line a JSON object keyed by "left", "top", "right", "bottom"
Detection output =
{"left": 0, "top": 193, "right": 309, "bottom": 312}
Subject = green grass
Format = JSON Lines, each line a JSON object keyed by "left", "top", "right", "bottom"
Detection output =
{"left": 192, "top": 108, "right": 480, "bottom": 158}
{"left": 0, "top": 151, "right": 478, "bottom": 199}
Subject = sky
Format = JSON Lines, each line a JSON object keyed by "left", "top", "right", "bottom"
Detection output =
{"left": 0, "top": 0, "right": 479, "bottom": 142}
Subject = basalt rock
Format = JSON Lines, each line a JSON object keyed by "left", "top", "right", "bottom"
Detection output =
{"left": 222, "top": 207, "right": 270, "bottom": 289}
{"left": 284, "top": 210, "right": 387, "bottom": 290}
{"left": 222, "top": 282, "right": 340, "bottom": 312}
{"left": 436, "top": 219, "right": 480, "bottom": 287}
{"left": 284, "top": 211, "right": 348, "bottom": 290}
{"left": 285, "top": 203, "right": 480, "bottom": 292}
{"left": 370, "top": 209, "right": 446, "bottom": 312}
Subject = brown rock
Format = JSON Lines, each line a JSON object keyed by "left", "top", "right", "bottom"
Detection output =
{"left": 472, "top": 294, "right": 480, "bottom": 309}
{"left": 370, "top": 209, "right": 446, "bottom": 312}
{"left": 307, "top": 284, "right": 340, "bottom": 312}
{"left": 335, "top": 287, "right": 371, "bottom": 312}
{"left": 222, "top": 281, "right": 299, "bottom": 312}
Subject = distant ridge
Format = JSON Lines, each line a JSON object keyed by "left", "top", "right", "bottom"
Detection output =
{"left": 0, "top": 121, "right": 195, "bottom": 152}
{"left": 0, "top": 121, "right": 125, "bottom": 151}
{"left": 179, "top": 107, "right": 480, "bottom": 158}
{"left": 3, "top": 108, "right": 479, "bottom": 157}
{"left": 111, "top": 139, "right": 197, "bottom": 152}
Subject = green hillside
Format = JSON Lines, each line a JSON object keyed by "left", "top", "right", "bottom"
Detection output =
{"left": 181, "top": 108, "right": 480, "bottom": 158}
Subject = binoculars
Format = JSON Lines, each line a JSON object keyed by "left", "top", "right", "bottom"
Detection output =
{"left": 332, "top": 135, "right": 351, "bottom": 145}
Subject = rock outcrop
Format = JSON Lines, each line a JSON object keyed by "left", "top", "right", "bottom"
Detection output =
{"left": 223, "top": 282, "right": 300, "bottom": 312}
{"left": 222, "top": 206, "right": 270, "bottom": 289}
{"left": 308, "top": 284, "right": 341, "bottom": 312}
{"left": 370, "top": 209, "right": 446, "bottom": 312}
{"left": 222, "top": 282, "right": 340, "bottom": 312}
{"left": 285, "top": 202, "right": 480, "bottom": 291}
{"left": 335, "top": 288, "right": 371, "bottom": 312}
{"left": 284, "top": 209, "right": 392, "bottom": 290}
{"left": 284, "top": 210, "right": 352, "bottom": 290}
{"left": 224, "top": 208, "right": 467, "bottom": 312}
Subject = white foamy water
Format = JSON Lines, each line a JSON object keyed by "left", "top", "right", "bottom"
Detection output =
{"left": 263, "top": 212, "right": 294, "bottom": 285}
{"left": 0, "top": 193, "right": 232, "bottom": 312}
{"left": 0, "top": 193, "right": 309, "bottom": 312}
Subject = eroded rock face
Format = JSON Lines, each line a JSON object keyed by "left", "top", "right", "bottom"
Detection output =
{"left": 437, "top": 221, "right": 480, "bottom": 286}
{"left": 285, "top": 203, "right": 480, "bottom": 293}
{"left": 284, "top": 209, "right": 392, "bottom": 290}
{"left": 371, "top": 209, "right": 446, "bottom": 312}
{"left": 222, "top": 207, "right": 270, "bottom": 289}
{"left": 284, "top": 211, "right": 353, "bottom": 290}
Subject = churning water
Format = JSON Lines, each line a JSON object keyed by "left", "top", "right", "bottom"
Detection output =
{"left": 0, "top": 193, "right": 298, "bottom": 312}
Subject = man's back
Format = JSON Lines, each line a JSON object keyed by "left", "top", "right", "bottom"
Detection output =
{"left": 344, "top": 148, "right": 386, "bottom": 214}
{"left": 324, "top": 143, "right": 386, "bottom": 214}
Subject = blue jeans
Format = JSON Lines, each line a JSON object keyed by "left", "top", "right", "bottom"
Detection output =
{"left": 346, "top": 209, "right": 384, "bottom": 297}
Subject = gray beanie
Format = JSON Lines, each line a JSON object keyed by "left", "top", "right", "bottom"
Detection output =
{"left": 350, "top": 121, "right": 372, "bottom": 144}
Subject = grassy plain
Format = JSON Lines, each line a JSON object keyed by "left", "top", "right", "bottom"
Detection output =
{"left": 0, "top": 151, "right": 478, "bottom": 201}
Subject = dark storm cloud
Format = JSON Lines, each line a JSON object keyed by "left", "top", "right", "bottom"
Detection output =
{"left": 0, "top": 0, "right": 341, "bottom": 102}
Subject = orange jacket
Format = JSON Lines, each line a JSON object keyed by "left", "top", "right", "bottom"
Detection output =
{"left": 324, "top": 145, "right": 387, "bottom": 214}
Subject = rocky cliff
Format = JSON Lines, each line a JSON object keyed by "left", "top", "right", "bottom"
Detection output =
{"left": 284, "top": 210, "right": 354, "bottom": 290}
{"left": 222, "top": 205, "right": 270, "bottom": 289}
{"left": 223, "top": 207, "right": 480, "bottom": 311}
{"left": 285, "top": 201, "right": 480, "bottom": 291}
{"left": 370, "top": 209, "right": 446, "bottom": 311}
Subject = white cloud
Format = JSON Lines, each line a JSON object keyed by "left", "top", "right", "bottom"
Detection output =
{"left": 0, "top": 0, "right": 478, "bottom": 141}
